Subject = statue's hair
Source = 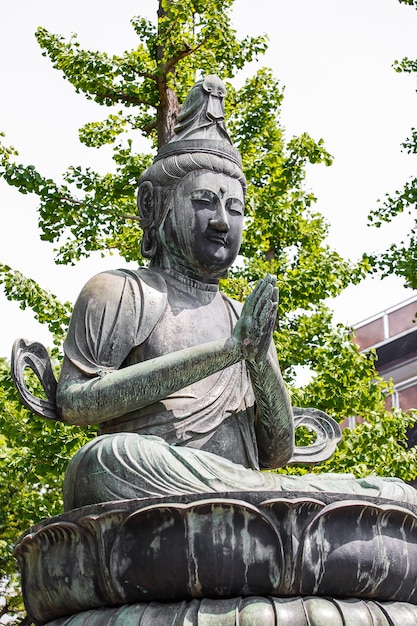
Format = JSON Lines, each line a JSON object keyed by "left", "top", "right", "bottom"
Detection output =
{"left": 137, "top": 151, "right": 246, "bottom": 263}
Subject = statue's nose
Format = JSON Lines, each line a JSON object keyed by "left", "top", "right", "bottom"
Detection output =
{"left": 209, "top": 201, "right": 229, "bottom": 232}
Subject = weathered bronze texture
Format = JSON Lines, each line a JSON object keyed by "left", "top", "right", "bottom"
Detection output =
{"left": 15, "top": 492, "right": 417, "bottom": 624}
{"left": 12, "top": 76, "right": 342, "bottom": 510}
{"left": 11, "top": 76, "right": 417, "bottom": 625}
{"left": 43, "top": 598, "right": 417, "bottom": 626}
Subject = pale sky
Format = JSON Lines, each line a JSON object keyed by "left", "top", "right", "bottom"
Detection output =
{"left": 1, "top": 0, "right": 417, "bottom": 357}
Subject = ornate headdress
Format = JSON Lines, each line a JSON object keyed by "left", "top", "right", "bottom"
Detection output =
{"left": 138, "top": 76, "right": 244, "bottom": 262}
{"left": 154, "top": 75, "right": 242, "bottom": 168}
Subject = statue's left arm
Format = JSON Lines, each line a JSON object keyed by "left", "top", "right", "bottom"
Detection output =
{"left": 248, "top": 344, "right": 294, "bottom": 469}
{"left": 233, "top": 275, "right": 294, "bottom": 468}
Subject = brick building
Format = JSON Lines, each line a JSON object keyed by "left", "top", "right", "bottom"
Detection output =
{"left": 353, "top": 296, "right": 417, "bottom": 445}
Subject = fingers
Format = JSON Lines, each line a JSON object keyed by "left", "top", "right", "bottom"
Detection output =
{"left": 246, "top": 277, "right": 266, "bottom": 310}
{"left": 253, "top": 275, "right": 278, "bottom": 320}
{"left": 241, "top": 274, "right": 278, "bottom": 333}
{"left": 258, "top": 301, "right": 277, "bottom": 335}
{"left": 252, "top": 295, "right": 277, "bottom": 361}
{"left": 237, "top": 274, "right": 278, "bottom": 362}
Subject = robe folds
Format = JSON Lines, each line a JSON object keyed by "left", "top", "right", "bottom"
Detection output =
{"left": 62, "top": 267, "right": 417, "bottom": 511}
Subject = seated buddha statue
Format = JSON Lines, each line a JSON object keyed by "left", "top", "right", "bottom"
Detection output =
{"left": 13, "top": 76, "right": 417, "bottom": 510}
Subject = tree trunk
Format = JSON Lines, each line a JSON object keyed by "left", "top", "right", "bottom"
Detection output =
{"left": 157, "top": 85, "right": 180, "bottom": 147}
{"left": 156, "top": 1, "right": 181, "bottom": 147}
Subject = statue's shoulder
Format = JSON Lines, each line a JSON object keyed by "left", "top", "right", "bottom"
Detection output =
{"left": 87, "top": 265, "right": 168, "bottom": 332}
{"left": 78, "top": 266, "right": 165, "bottom": 292}
{"left": 64, "top": 268, "right": 168, "bottom": 375}
{"left": 75, "top": 267, "right": 167, "bottom": 309}
{"left": 118, "top": 266, "right": 168, "bottom": 295}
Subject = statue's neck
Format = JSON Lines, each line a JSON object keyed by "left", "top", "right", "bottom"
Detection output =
{"left": 155, "top": 259, "right": 222, "bottom": 289}
{"left": 162, "top": 266, "right": 219, "bottom": 293}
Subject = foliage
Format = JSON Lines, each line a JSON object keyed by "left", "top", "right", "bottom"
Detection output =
{"left": 322, "top": 407, "right": 417, "bottom": 479}
{"left": 0, "top": 264, "right": 71, "bottom": 349}
{"left": 0, "top": 0, "right": 416, "bottom": 621}
{"left": 291, "top": 328, "right": 417, "bottom": 479}
{"left": 0, "top": 358, "right": 94, "bottom": 623}
{"left": 366, "top": 0, "right": 417, "bottom": 287}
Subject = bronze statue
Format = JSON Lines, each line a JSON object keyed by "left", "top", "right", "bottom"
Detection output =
{"left": 57, "top": 75, "right": 295, "bottom": 508}
{"left": 12, "top": 76, "right": 417, "bottom": 511}
{"left": 12, "top": 77, "right": 417, "bottom": 626}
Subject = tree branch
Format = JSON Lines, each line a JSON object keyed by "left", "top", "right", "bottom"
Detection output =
{"left": 162, "top": 36, "right": 209, "bottom": 76}
{"left": 94, "top": 91, "right": 156, "bottom": 108}
{"left": 53, "top": 195, "right": 140, "bottom": 222}
{"left": 123, "top": 213, "right": 140, "bottom": 221}
{"left": 59, "top": 196, "right": 84, "bottom": 206}
{"left": 143, "top": 118, "right": 157, "bottom": 136}
{"left": 121, "top": 65, "right": 158, "bottom": 82}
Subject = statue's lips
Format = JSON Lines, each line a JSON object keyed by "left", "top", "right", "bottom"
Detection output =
{"left": 206, "top": 235, "right": 228, "bottom": 245}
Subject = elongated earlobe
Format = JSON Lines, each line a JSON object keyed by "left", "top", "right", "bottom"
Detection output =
{"left": 137, "top": 181, "right": 157, "bottom": 258}
{"left": 137, "top": 181, "right": 154, "bottom": 220}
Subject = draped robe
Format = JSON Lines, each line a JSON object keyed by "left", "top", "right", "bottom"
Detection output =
{"left": 61, "top": 267, "right": 417, "bottom": 510}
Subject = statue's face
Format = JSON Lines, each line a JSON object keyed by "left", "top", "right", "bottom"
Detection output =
{"left": 163, "top": 170, "right": 244, "bottom": 279}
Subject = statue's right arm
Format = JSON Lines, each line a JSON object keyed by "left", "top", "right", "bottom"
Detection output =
{"left": 56, "top": 272, "right": 275, "bottom": 427}
{"left": 57, "top": 272, "right": 274, "bottom": 425}
{"left": 232, "top": 275, "right": 294, "bottom": 468}
{"left": 56, "top": 271, "right": 237, "bottom": 426}
{"left": 57, "top": 336, "right": 244, "bottom": 426}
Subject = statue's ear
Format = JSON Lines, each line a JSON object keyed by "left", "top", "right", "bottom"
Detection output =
{"left": 137, "top": 181, "right": 154, "bottom": 222}
{"left": 138, "top": 181, "right": 158, "bottom": 258}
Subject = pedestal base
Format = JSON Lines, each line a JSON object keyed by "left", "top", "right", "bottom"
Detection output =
{"left": 15, "top": 491, "right": 417, "bottom": 625}
{"left": 45, "top": 597, "right": 417, "bottom": 626}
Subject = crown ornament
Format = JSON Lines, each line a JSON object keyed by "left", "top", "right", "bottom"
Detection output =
{"left": 154, "top": 75, "right": 242, "bottom": 168}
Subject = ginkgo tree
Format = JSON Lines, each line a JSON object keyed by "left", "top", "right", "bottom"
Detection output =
{"left": 367, "top": 0, "right": 417, "bottom": 287}
{"left": 1, "top": 1, "right": 416, "bottom": 623}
